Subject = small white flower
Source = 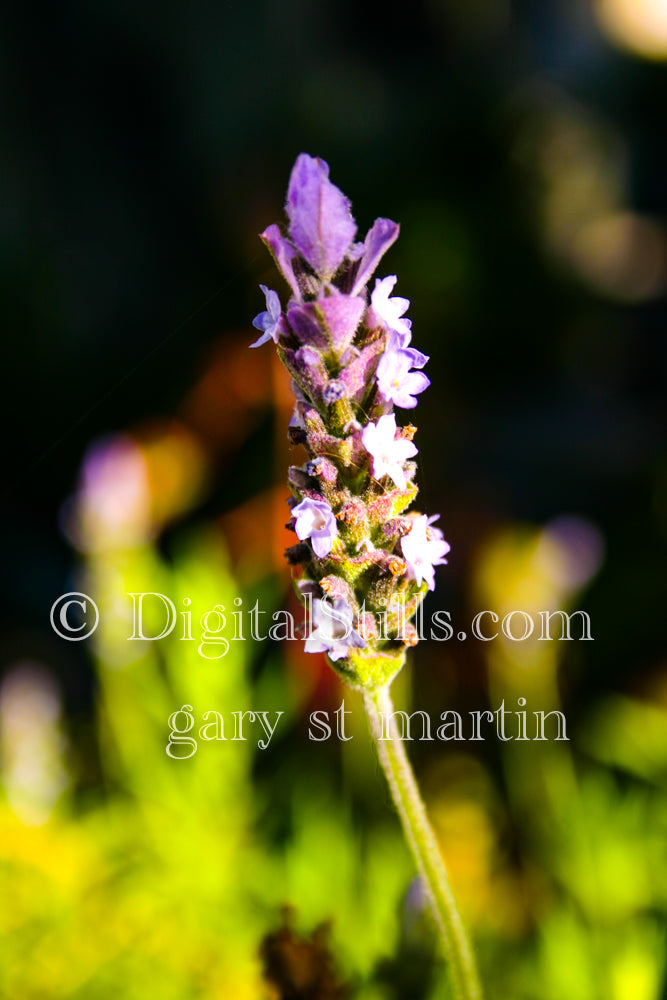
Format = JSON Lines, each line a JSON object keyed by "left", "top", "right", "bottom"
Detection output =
{"left": 291, "top": 497, "right": 338, "bottom": 557}
{"left": 375, "top": 350, "right": 430, "bottom": 408}
{"left": 369, "top": 275, "right": 412, "bottom": 344}
{"left": 401, "top": 514, "right": 450, "bottom": 590}
{"left": 361, "top": 413, "right": 417, "bottom": 490}
{"left": 304, "top": 598, "right": 366, "bottom": 661}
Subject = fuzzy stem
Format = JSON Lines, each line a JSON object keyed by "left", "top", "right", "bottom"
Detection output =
{"left": 363, "top": 685, "right": 483, "bottom": 1000}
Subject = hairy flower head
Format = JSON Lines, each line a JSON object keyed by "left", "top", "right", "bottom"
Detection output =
{"left": 252, "top": 154, "right": 450, "bottom": 688}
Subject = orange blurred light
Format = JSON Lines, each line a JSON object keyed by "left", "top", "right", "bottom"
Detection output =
{"left": 596, "top": 0, "right": 667, "bottom": 60}
{"left": 219, "top": 484, "right": 295, "bottom": 584}
{"left": 181, "top": 334, "right": 273, "bottom": 453}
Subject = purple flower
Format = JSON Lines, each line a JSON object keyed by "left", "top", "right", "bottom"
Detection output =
{"left": 322, "top": 380, "right": 347, "bottom": 404}
{"left": 260, "top": 224, "right": 301, "bottom": 301}
{"left": 291, "top": 496, "right": 338, "bottom": 557}
{"left": 288, "top": 381, "right": 308, "bottom": 431}
{"left": 316, "top": 290, "right": 365, "bottom": 354}
{"left": 287, "top": 302, "right": 330, "bottom": 350}
{"left": 368, "top": 276, "right": 412, "bottom": 345}
{"left": 350, "top": 218, "right": 400, "bottom": 296}
{"left": 286, "top": 154, "right": 357, "bottom": 280}
{"left": 304, "top": 597, "right": 367, "bottom": 661}
{"left": 253, "top": 154, "right": 451, "bottom": 686}
{"left": 400, "top": 345, "right": 428, "bottom": 368}
{"left": 289, "top": 402, "right": 306, "bottom": 431}
{"left": 401, "top": 514, "right": 450, "bottom": 590}
{"left": 288, "top": 290, "right": 365, "bottom": 355}
{"left": 376, "top": 350, "right": 430, "bottom": 408}
{"left": 250, "top": 285, "right": 283, "bottom": 348}
{"left": 361, "top": 414, "right": 418, "bottom": 490}
{"left": 338, "top": 340, "right": 384, "bottom": 405}
{"left": 280, "top": 344, "right": 329, "bottom": 404}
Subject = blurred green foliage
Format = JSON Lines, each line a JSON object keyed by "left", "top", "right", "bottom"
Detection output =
{"left": 2, "top": 511, "right": 667, "bottom": 998}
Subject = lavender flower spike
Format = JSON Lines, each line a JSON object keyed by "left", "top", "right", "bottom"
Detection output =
{"left": 253, "top": 153, "right": 449, "bottom": 690}
{"left": 252, "top": 156, "right": 484, "bottom": 999}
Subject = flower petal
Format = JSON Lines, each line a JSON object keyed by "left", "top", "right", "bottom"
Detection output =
{"left": 316, "top": 291, "right": 365, "bottom": 354}
{"left": 260, "top": 224, "right": 301, "bottom": 300}
{"left": 286, "top": 154, "right": 357, "bottom": 279}
{"left": 350, "top": 218, "right": 400, "bottom": 296}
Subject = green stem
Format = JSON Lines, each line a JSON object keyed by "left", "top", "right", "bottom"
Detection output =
{"left": 363, "top": 685, "right": 483, "bottom": 1000}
